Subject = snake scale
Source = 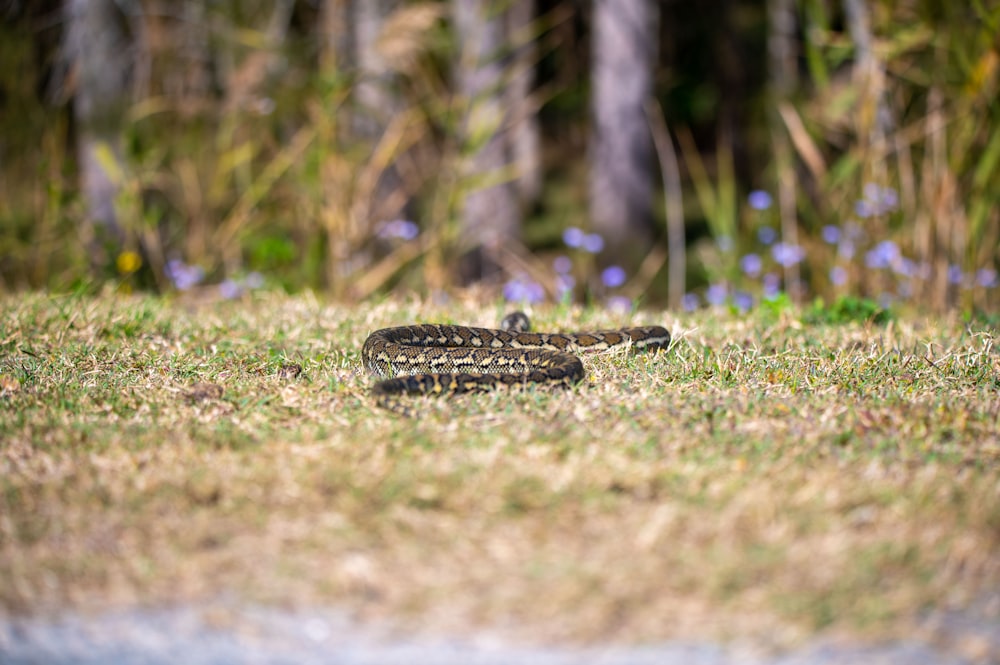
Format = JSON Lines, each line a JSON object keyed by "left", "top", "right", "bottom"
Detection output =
{"left": 362, "top": 312, "right": 670, "bottom": 415}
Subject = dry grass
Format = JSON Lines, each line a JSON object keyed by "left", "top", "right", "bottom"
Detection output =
{"left": 1, "top": 291, "right": 999, "bottom": 649}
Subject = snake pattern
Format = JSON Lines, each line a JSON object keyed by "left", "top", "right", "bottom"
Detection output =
{"left": 362, "top": 312, "right": 670, "bottom": 414}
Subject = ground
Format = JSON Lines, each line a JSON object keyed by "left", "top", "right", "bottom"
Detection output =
{"left": 1, "top": 292, "right": 998, "bottom": 655}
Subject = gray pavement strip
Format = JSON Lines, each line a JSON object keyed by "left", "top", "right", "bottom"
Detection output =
{"left": 0, "top": 603, "right": 990, "bottom": 665}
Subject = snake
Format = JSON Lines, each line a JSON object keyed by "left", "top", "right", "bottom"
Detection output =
{"left": 362, "top": 312, "right": 670, "bottom": 415}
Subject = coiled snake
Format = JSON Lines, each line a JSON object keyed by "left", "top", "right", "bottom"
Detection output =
{"left": 362, "top": 312, "right": 670, "bottom": 415}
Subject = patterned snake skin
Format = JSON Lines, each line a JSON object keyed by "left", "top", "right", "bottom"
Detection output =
{"left": 362, "top": 312, "right": 670, "bottom": 414}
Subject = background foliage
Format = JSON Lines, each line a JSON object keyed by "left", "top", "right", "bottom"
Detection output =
{"left": 0, "top": 0, "right": 997, "bottom": 313}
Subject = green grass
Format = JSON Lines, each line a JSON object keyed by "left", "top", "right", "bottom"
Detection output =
{"left": 1, "top": 292, "right": 999, "bottom": 647}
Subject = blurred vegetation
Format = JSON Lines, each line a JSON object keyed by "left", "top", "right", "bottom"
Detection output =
{"left": 0, "top": 0, "right": 997, "bottom": 314}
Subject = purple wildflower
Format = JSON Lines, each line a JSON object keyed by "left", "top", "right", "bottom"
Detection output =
{"left": 563, "top": 227, "right": 585, "bottom": 248}
{"left": 601, "top": 265, "right": 627, "bottom": 288}
{"left": 553, "top": 255, "right": 573, "bottom": 274}
{"left": 884, "top": 189, "right": 899, "bottom": 209}
{"left": 503, "top": 277, "right": 545, "bottom": 304}
{"left": 740, "top": 253, "right": 762, "bottom": 277}
{"left": 947, "top": 265, "right": 964, "bottom": 286}
{"left": 772, "top": 242, "right": 805, "bottom": 267}
{"left": 733, "top": 291, "right": 753, "bottom": 312}
{"left": 219, "top": 279, "right": 243, "bottom": 300}
{"left": 855, "top": 199, "right": 876, "bottom": 219}
{"left": 892, "top": 257, "right": 915, "bottom": 278}
{"left": 748, "top": 190, "right": 773, "bottom": 211}
{"left": 582, "top": 233, "right": 605, "bottom": 254}
{"left": 829, "top": 266, "right": 848, "bottom": 286}
{"left": 681, "top": 293, "right": 700, "bottom": 312}
{"left": 762, "top": 273, "right": 781, "bottom": 299}
{"left": 606, "top": 295, "right": 632, "bottom": 314}
{"left": 165, "top": 259, "right": 205, "bottom": 291}
{"left": 757, "top": 226, "right": 777, "bottom": 245}
{"left": 976, "top": 268, "right": 998, "bottom": 288}
{"left": 706, "top": 283, "right": 727, "bottom": 306}
{"left": 555, "top": 274, "right": 575, "bottom": 299}
{"left": 822, "top": 225, "right": 840, "bottom": 244}
{"left": 864, "top": 240, "right": 900, "bottom": 269}
{"left": 376, "top": 219, "right": 419, "bottom": 240}
{"left": 864, "top": 183, "right": 898, "bottom": 211}
{"left": 855, "top": 183, "right": 899, "bottom": 218}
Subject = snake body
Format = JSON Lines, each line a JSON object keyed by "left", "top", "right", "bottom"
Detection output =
{"left": 362, "top": 313, "right": 670, "bottom": 414}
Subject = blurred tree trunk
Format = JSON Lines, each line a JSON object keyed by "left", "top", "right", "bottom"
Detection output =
{"left": 318, "top": 0, "right": 401, "bottom": 293}
{"left": 320, "top": 0, "right": 353, "bottom": 71}
{"left": 354, "top": 0, "right": 410, "bottom": 227}
{"left": 843, "top": 0, "right": 893, "bottom": 143}
{"left": 355, "top": 0, "right": 399, "bottom": 137}
{"left": 767, "top": 0, "right": 801, "bottom": 299}
{"left": 767, "top": 0, "right": 796, "bottom": 108}
{"left": 507, "top": 0, "right": 541, "bottom": 208}
{"left": 844, "top": 0, "right": 906, "bottom": 300}
{"left": 589, "top": 0, "right": 656, "bottom": 268}
{"left": 715, "top": 0, "right": 751, "bottom": 178}
{"left": 453, "top": 0, "right": 522, "bottom": 282}
{"left": 64, "top": 0, "right": 132, "bottom": 272}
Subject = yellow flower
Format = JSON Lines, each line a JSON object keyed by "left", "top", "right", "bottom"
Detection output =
{"left": 116, "top": 251, "right": 142, "bottom": 275}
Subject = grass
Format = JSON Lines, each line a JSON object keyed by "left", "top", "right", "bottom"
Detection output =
{"left": 1, "top": 291, "right": 999, "bottom": 649}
